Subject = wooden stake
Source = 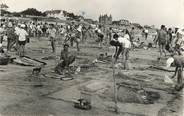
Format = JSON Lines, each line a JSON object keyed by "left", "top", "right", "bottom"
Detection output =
{"left": 112, "top": 55, "right": 119, "bottom": 113}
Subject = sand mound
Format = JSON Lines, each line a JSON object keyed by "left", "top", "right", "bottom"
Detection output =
{"left": 100, "top": 85, "right": 160, "bottom": 104}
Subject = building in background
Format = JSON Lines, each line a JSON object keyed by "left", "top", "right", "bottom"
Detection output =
{"left": 44, "top": 10, "right": 66, "bottom": 20}
{"left": 0, "top": 3, "right": 10, "bottom": 16}
{"left": 0, "top": 3, "right": 8, "bottom": 11}
{"left": 119, "top": 19, "right": 130, "bottom": 26}
{"left": 99, "top": 14, "right": 112, "bottom": 25}
{"left": 132, "top": 23, "right": 143, "bottom": 29}
{"left": 112, "top": 19, "right": 130, "bottom": 26}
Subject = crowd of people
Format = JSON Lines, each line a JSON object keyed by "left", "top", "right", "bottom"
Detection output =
{"left": 0, "top": 18, "right": 184, "bottom": 90}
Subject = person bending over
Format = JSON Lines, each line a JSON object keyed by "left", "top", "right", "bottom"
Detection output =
{"left": 166, "top": 55, "right": 184, "bottom": 86}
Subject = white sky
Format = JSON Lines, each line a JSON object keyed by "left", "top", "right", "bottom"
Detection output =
{"left": 2, "top": 0, "right": 184, "bottom": 28}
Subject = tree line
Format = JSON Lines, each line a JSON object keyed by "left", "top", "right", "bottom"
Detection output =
{"left": 1, "top": 8, "right": 83, "bottom": 20}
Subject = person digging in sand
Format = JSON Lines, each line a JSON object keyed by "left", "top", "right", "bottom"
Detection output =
{"left": 55, "top": 44, "right": 76, "bottom": 75}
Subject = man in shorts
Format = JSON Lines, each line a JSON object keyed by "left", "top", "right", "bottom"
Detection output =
{"left": 17, "top": 24, "right": 28, "bottom": 57}
{"left": 156, "top": 25, "right": 167, "bottom": 57}
{"left": 6, "top": 22, "right": 16, "bottom": 51}
{"left": 55, "top": 44, "right": 76, "bottom": 74}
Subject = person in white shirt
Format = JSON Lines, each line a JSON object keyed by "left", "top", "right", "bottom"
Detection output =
{"left": 95, "top": 25, "right": 104, "bottom": 48}
{"left": 120, "top": 30, "right": 131, "bottom": 54}
{"left": 14, "top": 25, "right": 21, "bottom": 51}
{"left": 17, "top": 24, "right": 28, "bottom": 57}
{"left": 77, "top": 24, "right": 82, "bottom": 32}
{"left": 144, "top": 29, "right": 149, "bottom": 40}
{"left": 37, "top": 24, "right": 43, "bottom": 37}
{"left": 111, "top": 30, "right": 131, "bottom": 69}
{"left": 119, "top": 29, "right": 131, "bottom": 69}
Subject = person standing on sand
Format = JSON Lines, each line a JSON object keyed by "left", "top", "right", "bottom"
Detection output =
{"left": 105, "top": 27, "right": 113, "bottom": 47}
{"left": 14, "top": 24, "right": 21, "bottom": 51}
{"left": 130, "top": 27, "right": 136, "bottom": 48}
{"left": 110, "top": 30, "right": 131, "bottom": 70}
{"left": 174, "top": 28, "right": 184, "bottom": 56}
{"left": 70, "top": 24, "right": 81, "bottom": 51}
{"left": 47, "top": 24, "right": 57, "bottom": 53}
{"left": 142, "top": 28, "right": 149, "bottom": 40}
{"left": 95, "top": 25, "right": 104, "bottom": 48}
{"left": 145, "top": 29, "right": 148, "bottom": 40}
{"left": 165, "top": 28, "right": 174, "bottom": 53}
{"left": 121, "top": 29, "right": 131, "bottom": 69}
{"left": 156, "top": 25, "right": 167, "bottom": 58}
{"left": 0, "top": 24, "right": 5, "bottom": 43}
{"left": 17, "top": 24, "right": 28, "bottom": 57}
{"left": 6, "top": 22, "right": 16, "bottom": 51}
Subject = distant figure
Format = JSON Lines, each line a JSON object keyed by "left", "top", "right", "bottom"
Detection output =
{"left": 0, "top": 24, "right": 5, "bottom": 43}
{"left": 130, "top": 27, "right": 135, "bottom": 48}
{"left": 144, "top": 29, "right": 149, "bottom": 40}
{"left": 0, "top": 44, "right": 4, "bottom": 54}
{"left": 14, "top": 24, "right": 21, "bottom": 51}
{"left": 72, "top": 24, "right": 81, "bottom": 51}
{"left": 106, "top": 27, "right": 112, "bottom": 45}
{"left": 0, "top": 43, "right": 9, "bottom": 65}
{"left": 108, "top": 27, "right": 112, "bottom": 40}
{"left": 6, "top": 22, "right": 16, "bottom": 51}
{"left": 165, "top": 28, "right": 174, "bottom": 53}
{"left": 168, "top": 28, "right": 173, "bottom": 44}
{"left": 17, "top": 24, "right": 28, "bottom": 57}
{"left": 175, "top": 28, "right": 184, "bottom": 56}
{"left": 47, "top": 24, "right": 57, "bottom": 53}
{"left": 95, "top": 25, "right": 104, "bottom": 47}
